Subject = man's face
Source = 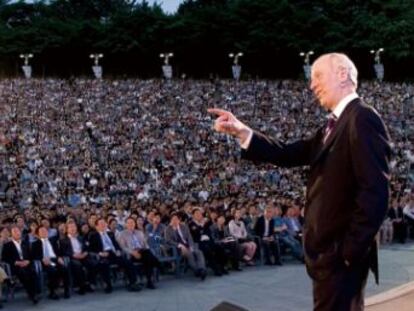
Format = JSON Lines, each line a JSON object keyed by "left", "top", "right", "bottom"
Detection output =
{"left": 153, "top": 215, "right": 161, "bottom": 225}
{"left": 170, "top": 215, "right": 179, "bottom": 227}
{"left": 265, "top": 208, "right": 273, "bottom": 218}
{"left": 310, "top": 57, "right": 339, "bottom": 111}
{"left": 67, "top": 223, "right": 77, "bottom": 235}
{"left": 39, "top": 227, "right": 49, "bottom": 239}
{"left": 11, "top": 227, "right": 21, "bottom": 240}
{"left": 193, "top": 210, "right": 203, "bottom": 221}
{"left": 126, "top": 219, "right": 135, "bottom": 231}
{"left": 97, "top": 220, "right": 107, "bottom": 232}
{"left": 89, "top": 215, "right": 97, "bottom": 227}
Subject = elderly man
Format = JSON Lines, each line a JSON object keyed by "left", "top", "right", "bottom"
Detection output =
{"left": 31, "top": 225, "right": 71, "bottom": 299}
{"left": 209, "top": 53, "right": 391, "bottom": 311}
{"left": 1, "top": 226, "right": 38, "bottom": 304}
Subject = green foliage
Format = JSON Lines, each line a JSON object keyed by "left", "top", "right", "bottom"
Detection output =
{"left": 0, "top": 0, "right": 413, "bottom": 78}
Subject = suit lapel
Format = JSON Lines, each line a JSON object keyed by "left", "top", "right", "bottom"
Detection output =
{"left": 311, "top": 99, "right": 359, "bottom": 165}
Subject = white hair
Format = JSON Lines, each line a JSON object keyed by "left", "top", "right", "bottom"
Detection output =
{"left": 329, "top": 53, "right": 358, "bottom": 88}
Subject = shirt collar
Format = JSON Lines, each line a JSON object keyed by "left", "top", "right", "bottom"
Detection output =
{"left": 332, "top": 92, "right": 358, "bottom": 119}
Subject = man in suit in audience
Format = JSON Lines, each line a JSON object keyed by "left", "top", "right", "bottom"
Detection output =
{"left": 254, "top": 207, "right": 282, "bottom": 265}
{"left": 188, "top": 208, "right": 227, "bottom": 276}
{"left": 1, "top": 226, "right": 38, "bottom": 304}
{"left": 31, "top": 225, "right": 71, "bottom": 299}
{"left": 59, "top": 221, "right": 96, "bottom": 295}
{"left": 88, "top": 218, "right": 140, "bottom": 293}
{"left": 165, "top": 212, "right": 207, "bottom": 280}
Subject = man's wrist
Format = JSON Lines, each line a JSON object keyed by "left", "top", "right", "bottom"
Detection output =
{"left": 239, "top": 128, "right": 253, "bottom": 149}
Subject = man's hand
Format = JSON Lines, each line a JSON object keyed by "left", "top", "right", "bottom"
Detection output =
{"left": 42, "top": 258, "right": 51, "bottom": 266}
{"left": 207, "top": 108, "right": 252, "bottom": 145}
{"left": 16, "top": 260, "right": 30, "bottom": 268}
{"left": 131, "top": 250, "right": 141, "bottom": 260}
{"left": 99, "top": 251, "right": 109, "bottom": 258}
{"left": 178, "top": 243, "right": 187, "bottom": 251}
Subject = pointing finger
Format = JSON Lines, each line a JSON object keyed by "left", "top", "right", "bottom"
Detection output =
{"left": 207, "top": 108, "right": 231, "bottom": 117}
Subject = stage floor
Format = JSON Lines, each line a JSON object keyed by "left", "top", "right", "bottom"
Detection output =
{"left": 4, "top": 242, "right": 414, "bottom": 311}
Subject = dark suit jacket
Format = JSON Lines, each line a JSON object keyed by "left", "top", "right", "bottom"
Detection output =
{"left": 242, "top": 98, "right": 391, "bottom": 282}
{"left": 254, "top": 216, "right": 276, "bottom": 238}
{"left": 59, "top": 235, "right": 88, "bottom": 258}
{"left": 388, "top": 206, "right": 404, "bottom": 220}
{"left": 31, "top": 237, "right": 60, "bottom": 261}
{"left": 88, "top": 231, "right": 121, "bottom": 254}
{"left": 165, "top": 224, "right": 195, "bottom": 249}
{"left": 209, "top": 224, "right": 232, "bottom": 243}
{"left": 1, "top": 239, "right": 32, "bottom": 273}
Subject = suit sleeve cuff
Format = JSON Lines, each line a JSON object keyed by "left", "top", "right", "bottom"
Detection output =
{"left": 240, "top": 128, "right": 253, "bottom": 149}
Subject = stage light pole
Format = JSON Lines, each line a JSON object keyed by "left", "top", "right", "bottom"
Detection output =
{"left": 370, "top": 48, "right": 384, "bottom": 81}
{"left": 160, "top": 52, "right": 174, "bottom": 79}
{"left": 229, "top": 52, "right": 243, "bottom": 80}
{"left": 20, "top": 53, "right": 33, "bottom": 78}
{"left": 90, "top": 53, "right": 103, "bottom": 79}
{"left": 299, "top": 50, "right": 314, "bottom": 80}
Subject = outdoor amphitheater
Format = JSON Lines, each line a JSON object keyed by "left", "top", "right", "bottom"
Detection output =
{"left": 0, "top": 1, "right": 414, "bottom": 311}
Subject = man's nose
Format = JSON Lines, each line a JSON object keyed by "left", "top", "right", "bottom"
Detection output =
{"left": 310, "top": 79, "right": 315, "bottom": 90}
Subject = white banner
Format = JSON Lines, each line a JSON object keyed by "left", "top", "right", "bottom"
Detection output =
{"left": 22, "top": 65, "right": 32, "bottom": 78}
{"left": 162, "top": 65, "right": 173, "bottom": 79}
{"left": 92, "top": 66, "right": 103, "bottom": 79}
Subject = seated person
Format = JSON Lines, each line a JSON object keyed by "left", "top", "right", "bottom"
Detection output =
{"left": 273, "top": 206, "right": 304, "bottom": 262}
{"left": 210, "top": 214, "right": 242, "bottom": 271}
{"left": 1, "top": 226, "right": 38, "bottom": 304}
{"left": 117, "top": 217, "right": 160, "bottom": 289}
{"left": 88, "top": 218, "right": 140, "bottom": 293}
{"left": 165, "top": 212, "right": 207, "bottom": 280}
{"left": 31, "top": 225, "right": 71, "bottom": 299}
{"left": 189, "top": 208, "right": 227, "bottom": 276}
{"left": 145, "top": 212, "right": 167, "bottom": 247}
{"left": 403, "top": 196, "right": 414, "bottom": 237}
{"left": 228, "top": 209, "right": 257, "bottom": 265}
{"left": 389, "top": 199, "right": 407, "bottom": 243}
{"left": 284, "top": 207, "right": 303, "bottom": 241}
{"left": 254, "top": 206, "right": 282, "bottom": 265}
{"left": 0, "top": 265, "right": 12, "bottom": 309}
{"left": 59, "top": 221, "right": 96, "bottom": 295}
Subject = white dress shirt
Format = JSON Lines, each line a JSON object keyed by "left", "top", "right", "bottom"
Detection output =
{"left": 228, "top": 220, "right": 247, "bottom": 239}
{"left": 12, "top": 239, "right": 23, "bottom": 260}
{"left": 69, "top": 235, "right": 82, "bottom": 254}
{"left": 264, "top": 218, "right": 270, "bottom": 237}
{"left": 42, "top": 238, "right": 57, "bottom": 259}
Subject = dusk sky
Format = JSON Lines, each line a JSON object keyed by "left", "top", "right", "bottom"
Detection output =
{"left": 19, "top": 1, "right": 184, "bottom": 14}
{"left": 147, "top": 0, "right": 183, "bottom": 14}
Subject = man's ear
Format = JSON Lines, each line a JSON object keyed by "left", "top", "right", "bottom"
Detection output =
{"left": 337, "top": 65, "right": 348, "bottom": 83}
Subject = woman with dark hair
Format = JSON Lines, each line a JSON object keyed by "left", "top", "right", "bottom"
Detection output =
{"left": 210, "top": 214, "right": 242, "bottom": 271}
{"left": 26, "top": 220, "right": 39, "bottom": 244}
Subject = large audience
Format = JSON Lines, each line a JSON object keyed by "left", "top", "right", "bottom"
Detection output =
{"left": 0, "top": 78, "right": 413, "bottom": 307}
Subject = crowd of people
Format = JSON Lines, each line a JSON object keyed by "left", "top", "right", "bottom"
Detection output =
{"left": 0, "top": 78, "right": 413, "bottom": 307}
